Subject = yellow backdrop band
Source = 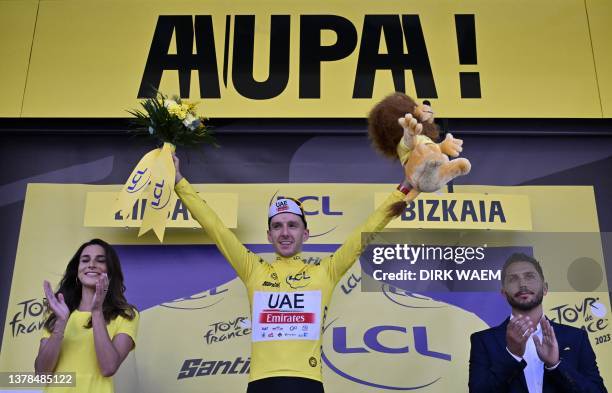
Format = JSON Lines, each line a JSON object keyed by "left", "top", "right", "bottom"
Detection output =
{"left": 0, "top": 0, "right": 606, "bottom": 118}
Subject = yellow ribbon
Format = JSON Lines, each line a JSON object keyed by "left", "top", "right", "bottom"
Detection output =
{"left": 114, "top": 149, "right": 159, "bottom": 219}
{"left": 115, "top": 142, "right": 176, "bottom": 242}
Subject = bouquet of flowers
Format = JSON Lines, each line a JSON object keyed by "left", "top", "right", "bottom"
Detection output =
{"left": 116, "top": 93, "right": 216, "bottom": 242}
{"left": 127, "top": 93, "right": 216, "bottom": 147}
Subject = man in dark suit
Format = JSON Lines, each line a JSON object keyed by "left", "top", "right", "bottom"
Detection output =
{"left": 469, "top": 253, "right": 608, "bottom": 393}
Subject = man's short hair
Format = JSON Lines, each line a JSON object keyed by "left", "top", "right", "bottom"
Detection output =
{"left": 501, "top": 253, "right": 545, "bottom": 283}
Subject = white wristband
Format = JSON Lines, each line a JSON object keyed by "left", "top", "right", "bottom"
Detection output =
{"left": 545, "top": 360, "right": 561, "bottom": 371}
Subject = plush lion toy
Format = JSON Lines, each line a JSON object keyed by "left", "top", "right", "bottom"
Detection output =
{"left": 368, "top": 92, "right": 471, "bottom": 215}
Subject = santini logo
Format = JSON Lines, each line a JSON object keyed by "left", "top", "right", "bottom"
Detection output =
{"left": 178, "top": 357, "right": 250, "bottom": 379}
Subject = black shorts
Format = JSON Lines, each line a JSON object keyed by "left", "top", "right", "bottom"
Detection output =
{"left": 246, "top": 376, "right": 324, "bottom": 393}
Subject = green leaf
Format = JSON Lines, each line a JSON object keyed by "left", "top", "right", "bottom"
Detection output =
{"left": 126, "top": 91, "right": 218, "bottom": 149}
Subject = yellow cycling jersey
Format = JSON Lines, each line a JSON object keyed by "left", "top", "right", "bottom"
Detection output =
{"left": 397, "top": 134, "right": 435, "bottom": 165}
{"left": 175, "top": 179, "right": 404, "bottom": 383}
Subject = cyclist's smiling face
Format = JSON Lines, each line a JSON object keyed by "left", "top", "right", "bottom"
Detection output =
{"left": 267, "top": 213, "right": 309, "bottom": 257}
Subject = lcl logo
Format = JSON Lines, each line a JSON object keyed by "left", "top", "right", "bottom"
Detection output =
{"left": 286, "top": 271, "right": 311, "bottom": 289}
{"left": 292, "top": 196, "right": 343, "bottom": 216}
{"left": 331, "top": 325, "right": 450, "bottom": 359}
{"left": 275, "top": 194, "right": 343, "bottom": 237}
{"left": 322, "top": 323, "right": 451, "bottom": 390}
{"left": 161, "top": 286, "right": 228, "bottom": 310}
{"left": 127, "top": 169, "right": 150, "bottom": 193}
{"left": 151, "top": 179, "right": 171, "bottom": 209}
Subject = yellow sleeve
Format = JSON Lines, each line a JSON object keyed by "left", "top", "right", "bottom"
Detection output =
{"left": 114, "top": 311, "right": 139, "bottom": 349}
{"left": 397, "top": 134, "right": 434, "bottom": 165}
{"left": 175, "top": 178, "right": 259, "bottom": 282}
{"left": 325, "top": 190, "right": 405, "bottom": 283}
{"left": 41, "top": 325, "right": 51, "bottom": 340}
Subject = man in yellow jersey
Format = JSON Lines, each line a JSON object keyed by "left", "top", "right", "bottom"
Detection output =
{"left": 172, "top": 155, "right": 414, "bottom": 393}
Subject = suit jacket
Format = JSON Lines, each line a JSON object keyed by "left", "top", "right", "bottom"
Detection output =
{"left": 469, "top": 318, "right": 607, "bottom": 393}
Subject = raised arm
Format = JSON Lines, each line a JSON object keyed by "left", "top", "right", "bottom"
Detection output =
{"left": 35, "top": 281, "right": 69, "bottom": 373}
{"left": 90, "top": 274, "right": 137, "bottom": 377}
{"left": 173, "top": 155, "right": 259, "bottom": 282}
{"left": 325, "top": 180, "right": 417, "bottom": 283}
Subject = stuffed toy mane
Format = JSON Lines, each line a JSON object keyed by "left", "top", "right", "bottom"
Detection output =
{"left": 368, "top": 92, "right": 471, "bottom": 216}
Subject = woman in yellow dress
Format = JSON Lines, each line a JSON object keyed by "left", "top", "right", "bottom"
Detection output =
{"left": 35, "top": 238, "right": 139, "bottom": 392}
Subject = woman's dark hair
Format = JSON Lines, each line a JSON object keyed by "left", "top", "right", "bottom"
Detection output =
{"left": 44, "top": 239, "right": 137, "bottom": 332}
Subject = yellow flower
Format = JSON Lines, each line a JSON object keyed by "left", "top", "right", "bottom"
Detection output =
{"left": 167, "top": 103, "right": 180, "bottom": 114}
{"left": 166, "top": 103, "right": 187, "bottom": 119}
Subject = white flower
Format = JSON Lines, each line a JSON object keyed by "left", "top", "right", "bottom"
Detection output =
{"left": 163, "top": 99, "right": 177, "bottom": 108}
{"left": 183, "top": 113, "right": 196, "bottom": 128}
